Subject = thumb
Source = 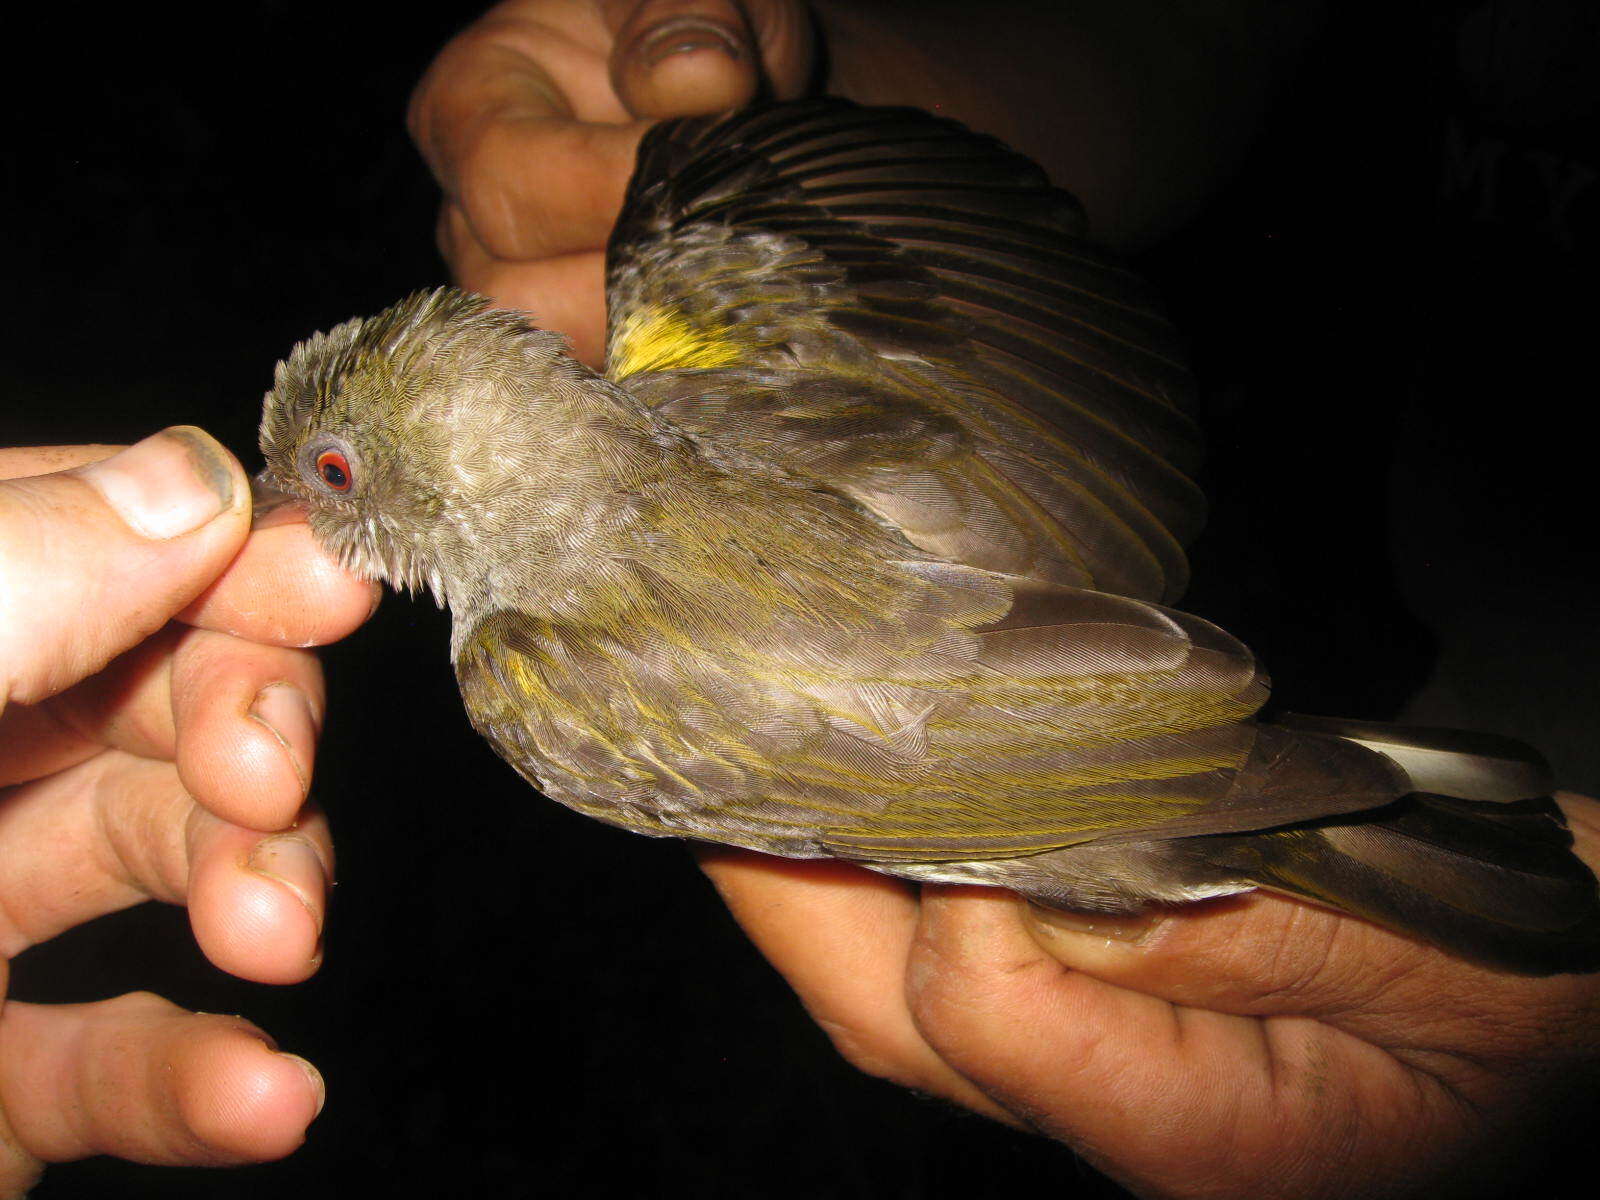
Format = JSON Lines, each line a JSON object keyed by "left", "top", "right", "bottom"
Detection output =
{"left": 607, "top": 0, "right": 814, "bottom": 119}
{"left": 1023, "top": 798, "right": 1600, "bottom": 1016}
{"left": 1020, "top": 885, "right": 1462, "bottom": 1021}
{"left": 0, "top": 426, "right": 250, "bottom": 708}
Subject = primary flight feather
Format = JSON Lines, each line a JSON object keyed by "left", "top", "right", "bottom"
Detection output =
{"left": 258, "top": 99, "right": 1600, "bottom": 974}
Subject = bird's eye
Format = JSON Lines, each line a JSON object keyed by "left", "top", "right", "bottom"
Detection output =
{"left": 299, "top": 436, "right": 361, "bottom": 499}
{"left": 316, "top": 449, "right": 353, "bottom": 492}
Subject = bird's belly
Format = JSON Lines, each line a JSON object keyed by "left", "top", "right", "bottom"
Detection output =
{"left": 471, "top": 694, "right": 840, "bottom": 858}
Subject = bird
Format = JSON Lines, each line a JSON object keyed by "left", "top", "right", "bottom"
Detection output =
{"left": 256, "top": 97, "right": 1600, "bottom": 975}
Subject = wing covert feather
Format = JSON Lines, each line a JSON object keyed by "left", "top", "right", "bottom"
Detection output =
{"left": 454, "top": 575, "right": 1405, "bottom": 864}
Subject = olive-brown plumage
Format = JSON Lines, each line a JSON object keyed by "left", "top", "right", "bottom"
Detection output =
{"left": 258, "top": 99, "right": 1600, "bottom": 974}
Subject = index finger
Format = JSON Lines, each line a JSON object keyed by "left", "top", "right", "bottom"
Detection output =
{"left": 696, "top": 849, "right": 1016, "bottom": 1123}
{"left": 178, "top": 518, "right": 379, "bottom": 648}
{"left": 410, "top": 16, "right": 645, "bottom": 262}
{"left": 0, "top": 994, "right": 322, "bottom": 1174}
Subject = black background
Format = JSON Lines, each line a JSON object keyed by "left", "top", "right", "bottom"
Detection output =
{"left": 3, "top": 2, "right": 1596, "bottom": 1196}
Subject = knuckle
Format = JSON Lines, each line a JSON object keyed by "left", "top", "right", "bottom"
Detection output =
{"left": 1231, "top": 899, "right": 1420, "bottom": 1013}
{"left": 98, "top": 990, "right": 181, "bottom": 1022}
{"left": 1256, "top": 905, "right": 1346, "bottom": 1000}
{"left": 456, "top": 144, "right": 545, "bottom": 260}
{"left": 0, "top": 1144, "right": 43, "bottom": 1200}
{"left": 0, "top": 486, "right": 66, "bottom": 702}
{"left": 904, "top": 913, "right": 1067, "bottom": 1056}
{"left": 809, "top": 1012, "right": 918, "bottom": 1086}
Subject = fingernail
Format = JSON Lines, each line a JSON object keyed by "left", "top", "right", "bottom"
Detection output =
{"left": 1026, "top": 902, "right": 1161, "bottom": 946}
{"left": 276, "top": 1052, "right": 326, "bottom": 1118}
{"left": 635, "top": 17, "right": 746, "bottom": 66}
{"left": 249, "top": 684, "right": 318, "bottom": 798}
{"left": 247, "top": 834, "right": 329, "bottom": 933}
{"left": 78, "top": 426, "right": 236, "bottom": 539}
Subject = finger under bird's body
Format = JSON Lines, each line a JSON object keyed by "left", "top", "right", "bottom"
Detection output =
{"left": 259, "top": 99, "right": 1600, "bottom": 974}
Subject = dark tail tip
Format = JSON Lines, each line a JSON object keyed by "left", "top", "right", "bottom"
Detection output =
{"left": 1203, "top": 794, "right": 1600, "bottom": 976}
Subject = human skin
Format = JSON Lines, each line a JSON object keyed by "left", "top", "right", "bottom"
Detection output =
{"left": 405, "top": 3, "right": 1600, "bottom": 1196}
{"left": 699, "top": 809, "right": 1600, "bottom": 1199}
{"left": 0, "top": 430, "right": 377, "bottom": 1194}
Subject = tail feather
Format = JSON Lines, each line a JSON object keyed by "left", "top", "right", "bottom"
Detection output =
{"left": 1271, "top": 711, "right": 1554, "bottom": 802}
{"left": 1192, "top": 715, "right": 1600, "bottom": 974}
{"left": 1196, "top": 794, "right": 1600, "bottom": 974}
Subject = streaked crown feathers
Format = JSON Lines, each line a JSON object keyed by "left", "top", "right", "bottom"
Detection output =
{"left": 259, "top": 287, "right": 569, "bottom": 456}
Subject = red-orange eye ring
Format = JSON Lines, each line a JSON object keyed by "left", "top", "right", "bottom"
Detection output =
{"left": 316, "top": 449, "right": 353, "bottom": 492}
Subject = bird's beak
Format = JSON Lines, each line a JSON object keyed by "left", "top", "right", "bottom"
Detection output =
{"left": 250, "top": 471, "right": 305, "bottom": 530}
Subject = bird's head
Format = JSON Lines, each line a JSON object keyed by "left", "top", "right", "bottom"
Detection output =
{"left": 257, "top": 287, "right": 603, "bottom": 606}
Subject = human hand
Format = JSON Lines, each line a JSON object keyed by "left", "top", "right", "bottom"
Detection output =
{"left": 699, "top": 794, "right": 1600, "bottom": 1199}
{"left": 408, "top": 0, "right": 815, "bottom": 366}
{"left": 0, "top": 429, "right": 378, "bottom": 1194}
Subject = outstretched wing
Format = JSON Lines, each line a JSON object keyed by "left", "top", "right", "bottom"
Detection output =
{"left": 576, "top": 100, "right": 1397, "bottom": 857}
{"left": 604, "top": 99, "right": 1204, "bottom": 603}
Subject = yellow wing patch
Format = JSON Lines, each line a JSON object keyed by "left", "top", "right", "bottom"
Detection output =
{"left": 610, "top": 306, "right": 743, "bottom": 380}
